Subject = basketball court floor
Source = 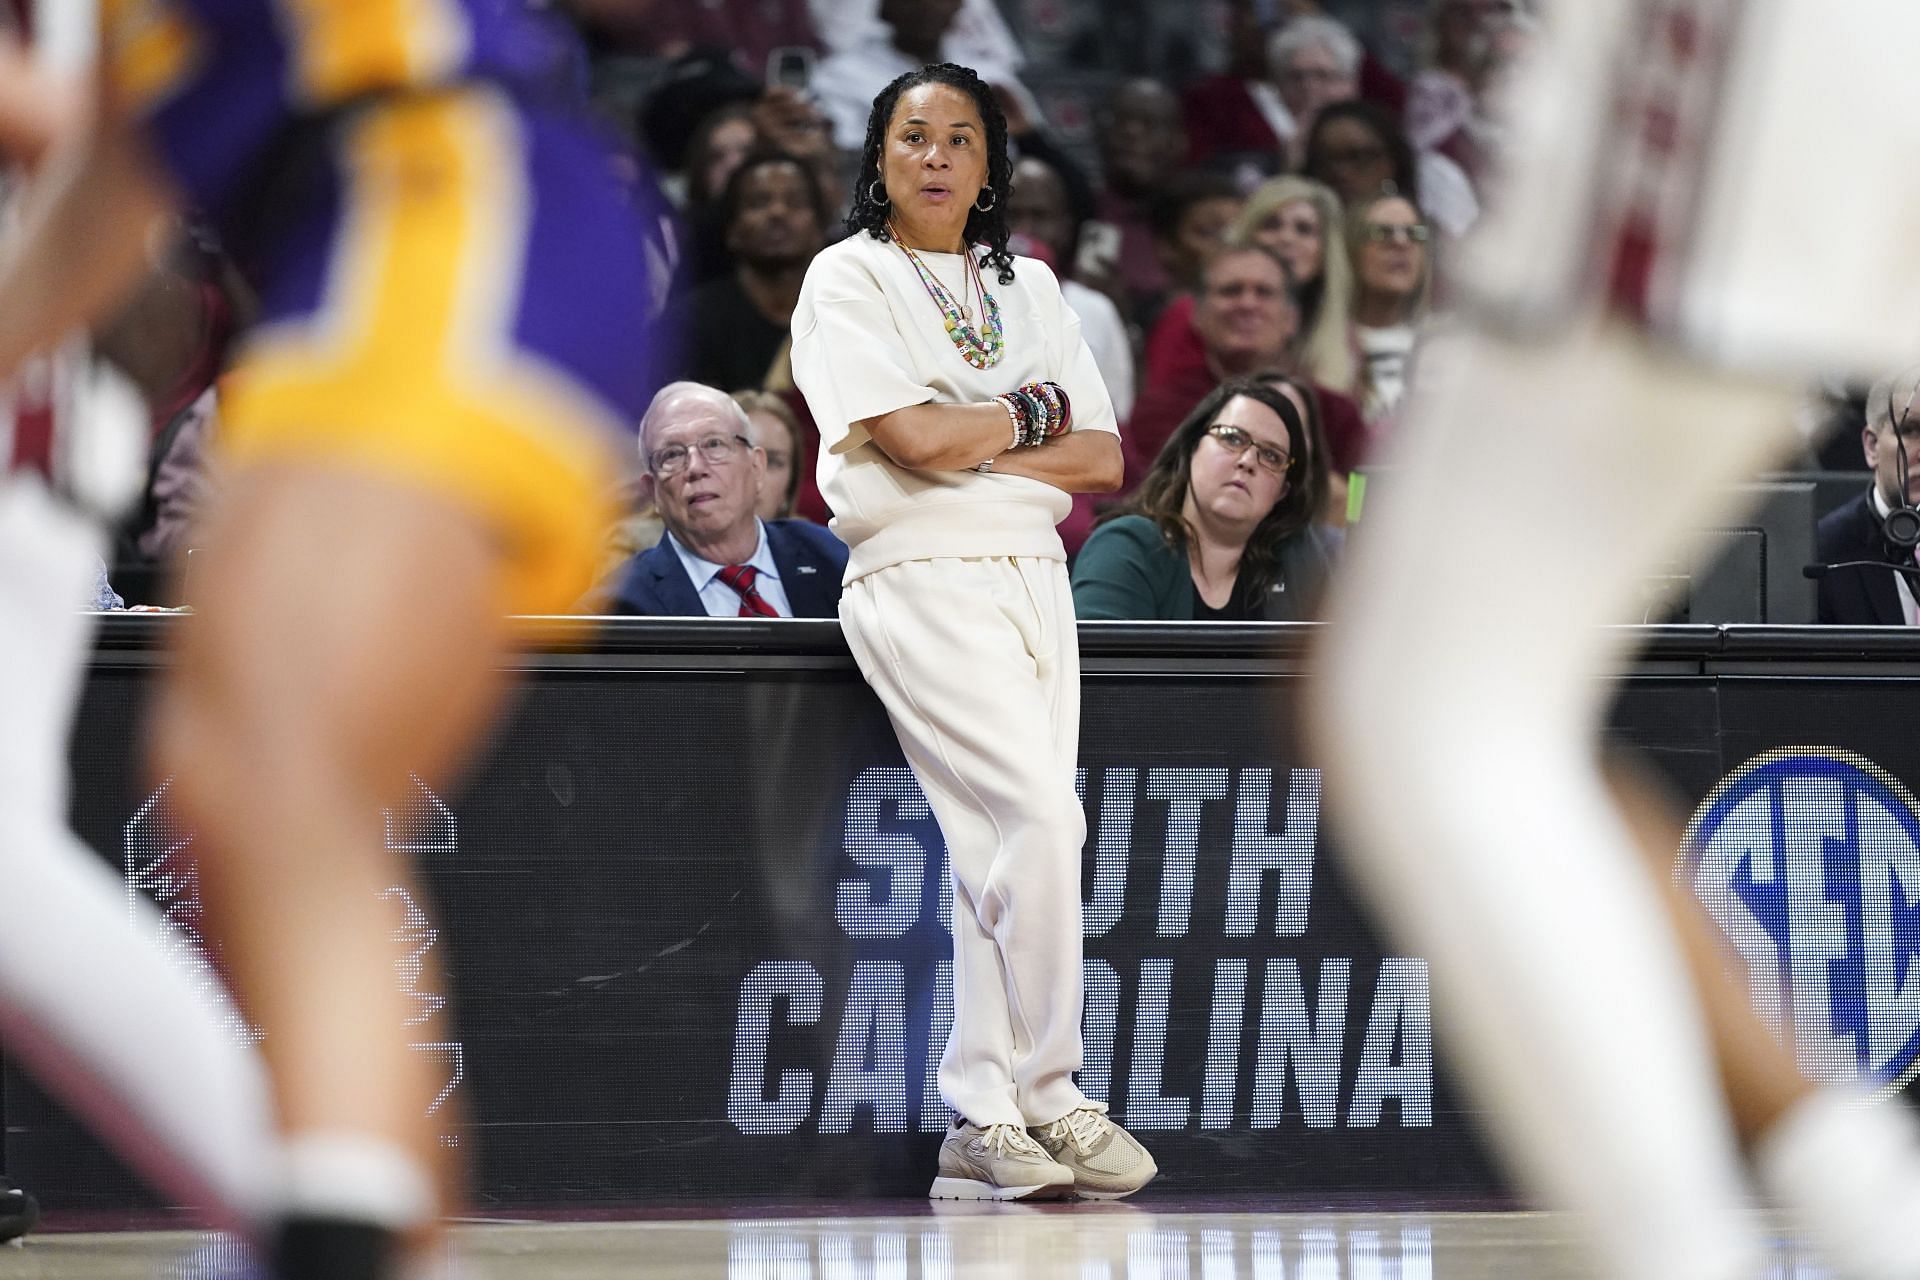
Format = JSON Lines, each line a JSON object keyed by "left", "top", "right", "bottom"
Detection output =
{"left": 5, "top": 1202, "right": 1830, "bottom": 1279}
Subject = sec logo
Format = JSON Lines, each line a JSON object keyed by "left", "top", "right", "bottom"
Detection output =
{"left": 1682, "top": 749, "right": 1920, "bottom": 1096}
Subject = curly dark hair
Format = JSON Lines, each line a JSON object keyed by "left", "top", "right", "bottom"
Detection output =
{"left": 1108, "top": 379, "right": 1331, "bottom": 600}
{"left": 845, "top": 63, "right": 1017, "bottom": 285}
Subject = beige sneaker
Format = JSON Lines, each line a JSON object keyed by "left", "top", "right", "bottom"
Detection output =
{"left": 1030, "top": 1108, "right": 1158, "bottom": 1199}
{"left": 929, "top": 1119, "right": 1076, "bottom": 1201}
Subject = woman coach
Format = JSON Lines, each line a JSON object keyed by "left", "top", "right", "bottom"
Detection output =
{"left": 791, "top": 63, "right": 1156, "bottom": 1201}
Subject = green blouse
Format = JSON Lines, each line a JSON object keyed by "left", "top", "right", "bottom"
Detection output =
{"left": 1070, "top": 515, "right": 1338, "bottom": 622}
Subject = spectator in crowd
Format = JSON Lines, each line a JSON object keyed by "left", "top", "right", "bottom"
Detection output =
{"left": 641, "top": 51, "right": 760, "bottom": 187}
{"left": 676, "top": 100, "right": 761, "bottom": 281}
{"left": 814, "top": 0, "right": 1035, "bottom": 151}
{"left": 1271, "top": 13, "right": 1364, "bottom": 167}
{"left": 1128, "top": 244, "right": 1367, "bottom": 490}
{"left": 680, "top": 152, "right": 831, "bottom": 392}
{"left": 1304, "top": 97, "right": 1411, "bottom": 203}
{"left": 1007, "top": 155, "right": 1135, "bottom": 425}
{"left": 1255, "top": 367, "right": 1357, "bottom": 526}
{"left": 1235, "top": 176, "right": 1356, "bottom": 394}
{"left": 1181, "top": 0, "right": 1296, "bottom": 168}
{"left": 92, "top": 224, "right": 241, "bottom": 605}
{"left": 588, "top": 475, "right": 666, "bottom": 598}
{"left": 1406, "top": 0, "right": 1512, "bottom": 180}
{"left": 1816, "top": 367, "right": 1920, "bottom": 626}
{"left": 751, "top": 85, "right": 846, "bottom": 221}
{"left": 733, "top": 390, "right": 807, "bottom": 522}
{"left": 1144, "top": 173, "right": 1243, "bottom": 331}
{"left": 1144, "top": 176, "right": 1357, "bottom": 413}
{"left": 601, "top": 382, "right": 846, "bottom": 617}
{"left": 1347, "top": 192, "right": 1432, "bottom": 429}
{"left": 1302, "top": 93, "right": 1479, "bottom": 239}
{"left": 1093, "top": 79, "right": 1189, "bottom": 322}
{"left": 1074, "top": 379, "right": 1335, "bottom": 620}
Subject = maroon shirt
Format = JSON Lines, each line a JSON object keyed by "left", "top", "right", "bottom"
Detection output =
{"left": 1181, "top": 76, "right": 1286, "bottom": 165}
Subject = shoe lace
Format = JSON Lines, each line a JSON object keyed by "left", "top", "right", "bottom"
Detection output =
{"left": 1044, "top": 1108, "right": 1112, "bottom": 1154}
{"left": 982, "top": 1122, "right": 1048, "bottom": 1158}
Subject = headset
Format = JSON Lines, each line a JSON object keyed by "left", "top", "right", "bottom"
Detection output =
{"left": 1881, "top": 374, "right": 1920, "bottom": 549}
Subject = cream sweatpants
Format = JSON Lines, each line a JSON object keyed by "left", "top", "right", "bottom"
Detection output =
{"left": 840, "top": 555, "right": 1099, "bottom": 1130}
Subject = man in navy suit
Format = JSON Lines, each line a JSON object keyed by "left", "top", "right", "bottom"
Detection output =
{"left": 602, "top": 382, "right": 847, "bottom": 617}
{"left": 1815, "top": 367, "right": 1920, "bottom": 625}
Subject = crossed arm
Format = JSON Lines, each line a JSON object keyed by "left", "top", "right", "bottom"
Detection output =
{"left": 859, "top": 400, "right": 1125, "bottom": 494}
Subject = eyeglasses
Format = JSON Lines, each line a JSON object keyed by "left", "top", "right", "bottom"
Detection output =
{"left": 1364, "top": 222, "right": 1430, "bottom": 245}
{"left": 1321, "top": 144, "right": 1388, "bottom": 169}
{"left": 1206, "top": 423, "right": 1293, "bottom": 476}
{"left": 649, "top": 433, "right": 754, "bottom": 477}
{"left": 1282, "top": 67, "right": 1350, "bottom": 86}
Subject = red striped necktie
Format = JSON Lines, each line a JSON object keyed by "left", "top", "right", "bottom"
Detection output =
{"left": 718, "top": 564, "right": 781, "bottom": 618}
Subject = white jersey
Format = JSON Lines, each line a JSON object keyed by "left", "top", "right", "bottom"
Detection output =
{"left": 1456, "top": 0, "right": 1920, "bottom": 378}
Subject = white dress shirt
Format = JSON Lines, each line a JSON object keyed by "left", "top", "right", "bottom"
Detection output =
{"left": 1869, "top": 488, "right": 1920, "bottom": 626}
{"left": 668, "top": 519, "right": 795, "bottom": 618}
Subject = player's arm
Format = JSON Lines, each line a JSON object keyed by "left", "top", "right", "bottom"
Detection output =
{"left": 0, "top": 33, "right": 85, "bottom": 168}
{"left": 0, "top": 81, "right": 177, "bottom": 384}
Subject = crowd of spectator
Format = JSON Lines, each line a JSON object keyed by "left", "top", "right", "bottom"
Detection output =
{"left": 571, "top": 0, "right": 1514, "bottom": 620}
{"left": 86, "top": 0, "right": 1914, "bottom": 625}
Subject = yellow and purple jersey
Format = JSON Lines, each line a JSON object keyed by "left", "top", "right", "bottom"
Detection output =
{"left": 98, "top": 0, "right": 668, "bottom": 613}
{"left": 100, "top": 0, "right": 584, "bottom": 224}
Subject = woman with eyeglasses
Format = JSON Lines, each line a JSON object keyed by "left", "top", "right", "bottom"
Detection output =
{"left": 1072, "top": 380, "right": 1336, "bottom": 621}
{"left": 1347, "top": 193, "right": 1434, "bottom": 429}
{"left": 1304, "top": 98, "right": 1480, "bottom": 241}
{"left": 791, "top": 62, "right": 1158, "bottom": 1202}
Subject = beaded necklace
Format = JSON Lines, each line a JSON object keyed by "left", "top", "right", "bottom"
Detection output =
{"left": 890, "top": 220, "right": 1004, "bottom": 370}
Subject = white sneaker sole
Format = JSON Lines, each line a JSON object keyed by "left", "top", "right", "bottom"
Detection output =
{"left": 1074, "top": 1183, "right": 1150, "bottom": 1201}
{"left": 928, "top": 1176, "right": 1073, "bottom": 1202}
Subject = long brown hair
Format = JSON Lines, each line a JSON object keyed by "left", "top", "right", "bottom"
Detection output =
{"left": 1107, "top": 379, "right": 1330, "bottom": 598}
{"left": 732, "top": 390, "right": 803, "bottom": 518}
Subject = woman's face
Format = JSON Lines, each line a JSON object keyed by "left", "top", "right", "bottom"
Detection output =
{"left": 1253, "top": 198, "right": 1325, "bottom": 286}
{"left": 880, "top": 83, "right": 989, "bottom": 238}
{"left": 1188, "top": 394, "right": 1293, "bottom": 529}
{"left": 749, "top": 409, "right": 796, "bottom": 521}
{"left": 1355, "top": 195, "right": 1427, "bottom": 303}
{"left": 1171, "top": 196, "right": 1242, "bottom": 282}
{"left": 700, "top": 116, "right": 757, "bottom": 204}
{"left": 1313, "top": 115, "right": 1393, "bottom": 205}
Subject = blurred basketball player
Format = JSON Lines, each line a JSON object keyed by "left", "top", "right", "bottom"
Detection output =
{"left": 0, "top": 14, "right": 278, "bottom": 1247}
{"left": 1314, "top": 2, "right": 1920, "bottom": 1277}
{"left": 0, "top": 4, "right": 658, "bottom": 1278}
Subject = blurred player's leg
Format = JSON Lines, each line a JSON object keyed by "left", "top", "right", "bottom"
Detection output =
{"left": 0, "top": 475, "right": 274, "bottom": 1232}
{"left": 1314, "top": 317, "right": 1799, "bottom": 1279}
{"left": 154, "top": 467, "right": 512, "bottom": 1277}
{"left": 1608, "top": 761, "right": 1920, "bottom": 1280}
